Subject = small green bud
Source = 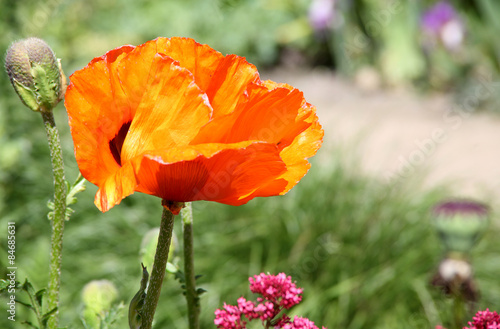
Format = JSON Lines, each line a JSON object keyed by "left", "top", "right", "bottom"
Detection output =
{"left": 432, "top": 199, "right": 489, "bottom": 253}
{"left": 5, "top": 37, "right": 67, "bottom": 112}
{"left": 81, "top": 279, "right": 118, "bottom": 328}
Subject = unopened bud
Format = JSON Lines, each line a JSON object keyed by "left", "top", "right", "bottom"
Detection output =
{"left": 432, "top": 199, "right": 489, "bottom": 253}
{"left": 81, "top": 279, "right": 118, "bottom": 328}
{"left": 5, "top": 37, "right": 66, "bottom": 112}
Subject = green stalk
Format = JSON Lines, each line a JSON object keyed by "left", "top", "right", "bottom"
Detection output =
{"left": 141, "top": 207, "right": 175, "bottom": 329}
{"left": 41, "top": 110, "right": 67, "bottom": 329}
{"left": 451, "top": 292, "right": 465, "bottom": 329}
{"left": 181, "top": 203, "right": 199, "bottom": 329}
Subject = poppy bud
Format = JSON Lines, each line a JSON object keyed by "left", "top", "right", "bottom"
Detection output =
{"left": 4, "top": 37, "right": 66, "bottom": 112}
{"left": 432, "top": 199, "right": 489, "bottom": 253}
{"left": 81, "top": 279, "right": 118, "bottom": 328}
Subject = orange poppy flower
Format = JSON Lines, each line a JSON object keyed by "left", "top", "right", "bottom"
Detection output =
{"left": 65, "top": 37, "right": 323, "bottom": 214}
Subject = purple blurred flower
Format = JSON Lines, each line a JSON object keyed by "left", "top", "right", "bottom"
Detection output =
{"left": 308, "top": 0, "right": 336, "bottom": 32}
{"left": 433, "top": 199, "right": 489, "bottom": 218}
{"left": 421, "top": 1, "right": 457, "bottom": 34}
{"left": 421, "top": 1, "right": 465, "bottom": 50}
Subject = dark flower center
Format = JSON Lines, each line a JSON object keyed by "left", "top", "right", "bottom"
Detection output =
{"left": 109, "top": 122, "right": 131, "bottom": 166}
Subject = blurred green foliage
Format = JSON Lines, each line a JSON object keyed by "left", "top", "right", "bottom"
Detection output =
{"left": 2, "top": 154, "right": 500, "bottom": 328}
{"left": 1, "top": 0, "right": 500, "bottom": 328}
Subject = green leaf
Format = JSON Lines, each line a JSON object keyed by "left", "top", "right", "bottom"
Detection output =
{"left": 101, "top": 302, "right": 125, "bottom": 329}
{"left": 47, "top": 175, "right": 87, "bottom": 221}
{"left": 165, "top": 262, "right": 178, "bottom": 274}
{"left": 174, "top": 270, "right": 185, "bottom": 283}
{"left": 66, "top": 174, "right": 86, "bottom": 206}
{"left": 35, "top": 289, "right": 46, "bottom": 307}
{"left": 21, "top": 279, "right": 36, "bottom": 296}
{"left": 0, "top": 279, "right": 10, "bottom": 291}
{"left": 15, "top": 299, "right": 34, "bottom": 310}
{"left": 20, "top": 320, "right": 38, "bottom": 329}
{"left": 41, "top": 307, "right": 58, "bottom": 326}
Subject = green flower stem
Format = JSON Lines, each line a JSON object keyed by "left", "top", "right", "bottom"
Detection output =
{"left": 452, "top": 292, "right": 465, "bottom": 329}
{"left": 141, "top": 207, "right": 175, "bottom": 329}
{"left": 181, "top": 202, "right": 200, "bottom": 329}
{"left": 41, "top": 110, "right": 67, "bottom": 329}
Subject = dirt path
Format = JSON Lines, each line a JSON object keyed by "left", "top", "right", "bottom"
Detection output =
{"left": 266, "top": 69, "right": 500, "bottom": 209}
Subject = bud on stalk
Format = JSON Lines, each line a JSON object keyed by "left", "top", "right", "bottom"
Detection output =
{"left": 5, "top": 37, "right": 67, "bottom": 112}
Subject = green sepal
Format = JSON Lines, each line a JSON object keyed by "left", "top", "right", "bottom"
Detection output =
{"left": 31, "top": 62, "right": 60, "bottom": 111}
{"left": 12, "top": 78, "right": 39, "bottom": 111}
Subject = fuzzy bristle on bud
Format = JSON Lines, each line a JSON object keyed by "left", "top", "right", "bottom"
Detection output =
{"left": 5, "top": 37, "right": 66, "bottom": 112}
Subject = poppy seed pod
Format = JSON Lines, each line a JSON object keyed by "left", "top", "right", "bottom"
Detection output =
{"left": 5, "top": 37, "right": 66, "bottom": 112}
{"left": 432, "top": 199, "right": 489, "bottom": 253}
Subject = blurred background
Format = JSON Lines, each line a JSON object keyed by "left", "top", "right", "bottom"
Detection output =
{"left": 1, "top": 0, "right": 500, "bottom": 328}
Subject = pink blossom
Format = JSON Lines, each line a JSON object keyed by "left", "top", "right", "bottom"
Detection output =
{"left": 278, "top": 315, "right": 327, "bottom": 329}
{"left": 214, "top": 273, "right": 326, "bottom": 329}
{"left": 249, "top": 273, "right": 303, "bottom": 309}
{"left": 214, "top": 303, "right": 246, "bottom": 329}
{"left": 464, "top": 309, "right": 500, "bottom": 329}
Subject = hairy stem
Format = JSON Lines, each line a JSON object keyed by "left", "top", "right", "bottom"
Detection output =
{"left": 141, "top": 207, "right": 175, "bottom": 329}
{"left": 41, "top": 110, "right": 67, "bottom": 329}
{"left": 181, "top": 202, "right": 200, "bottom": 329}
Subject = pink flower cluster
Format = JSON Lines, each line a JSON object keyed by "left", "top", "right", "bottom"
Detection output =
{"left": 214, "top": 273, "right": 326, "bottom": 329}
{"left": 464, "top": 309, "right": 500, "bottom": 329}
{"left": 435, "top": 309, "right": 500, "bottom": 329}
{"left": 249, "top": 272, "right": 303, "bottom": 309}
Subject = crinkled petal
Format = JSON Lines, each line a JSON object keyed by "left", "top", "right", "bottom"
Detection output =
{"left": 95, "top": 162, "right": 137, "bottom": 212}
{"left": 121, "top": 53, "right": 212, "bottom": 162}
{"left": 65, "top": 45, "right": 135, "bottom": 186}
{"left": 192, "top": 82, "right": 311, "bottom": 147}
{"left": 130, "top": 142, "right": 287, "bottom": 204}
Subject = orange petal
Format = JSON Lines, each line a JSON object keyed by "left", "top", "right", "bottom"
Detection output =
{"left": 277, "top": 115, "right": 324, "bottom": 194}
{"left": 231, "top": 104, "right": 324, "bottom": 200}
{"left": 65, "top": 45, "right": 135, "bottom": 186}
{"left": 204, "top": 55, "right": 260, "bottom": 117}
{"left": 120, "top": 53, "right": 212, "bottom": 162}
{"left": 94, "top": 162, "right": 137, "bottom": 212}
{"left": 144, "top": 38, "right": 258, "bottom": 117}
{"left": 129, "top": 142, "right": 287, "bottom": 204}
{"left": 152, "top": 37, "right": 224, "bottom": 92}
{"left": 192, "top": 82, "right": 312, "bottom": 149}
